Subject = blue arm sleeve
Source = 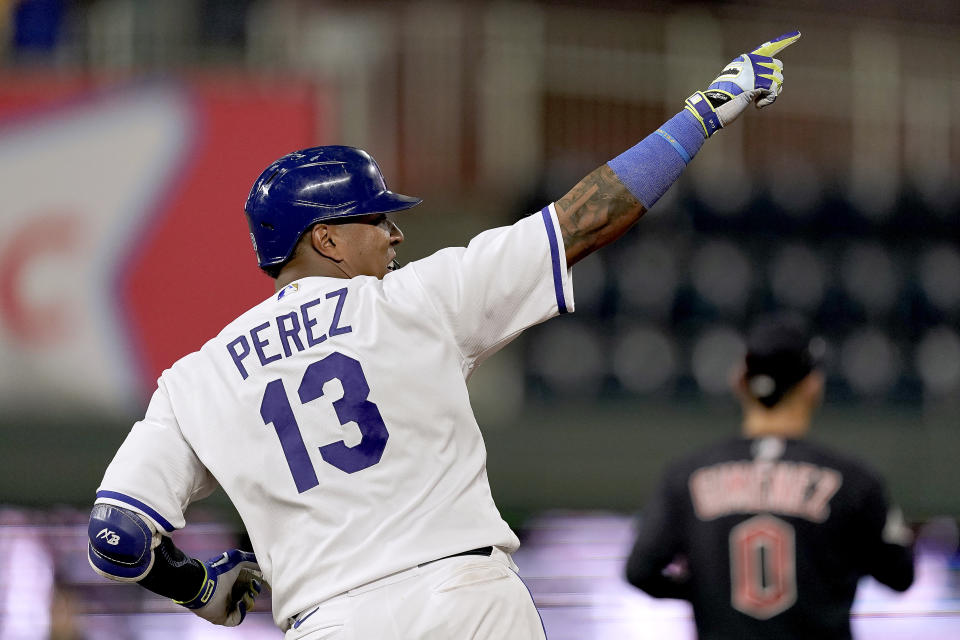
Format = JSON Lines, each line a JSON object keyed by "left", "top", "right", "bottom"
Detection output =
{"left": 607, "top": 109, "right": 706, "bottom": 209}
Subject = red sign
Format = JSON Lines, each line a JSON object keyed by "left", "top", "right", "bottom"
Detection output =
{"left": 0, "top": 74, "right": 329, "bottom": 411}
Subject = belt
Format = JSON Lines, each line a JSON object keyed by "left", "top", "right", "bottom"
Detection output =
{"left": 419, "top": 546, "right": 493, "bottom": 568}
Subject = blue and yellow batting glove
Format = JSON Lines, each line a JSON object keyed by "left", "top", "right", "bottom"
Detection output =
{"left": 684, "top": 31, "right": 801, "bottom": 137}
{"left": 175, "top": 549, "right": 262, "bottom": 626}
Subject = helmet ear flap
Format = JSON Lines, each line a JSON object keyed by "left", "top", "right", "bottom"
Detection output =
{"left": 243, "top": 146, "right": 421, "bottom": 271}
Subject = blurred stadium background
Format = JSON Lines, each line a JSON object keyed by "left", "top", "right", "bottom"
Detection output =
{"left": 1, "top": 0, "right": 958, "bottom": 638}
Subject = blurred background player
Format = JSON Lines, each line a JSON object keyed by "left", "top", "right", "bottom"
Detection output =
{"left": 625, "top": 312, "right": 915, "bottom": 640}
{"left": 85, "top": 32, "right": 800, "bottom": 638}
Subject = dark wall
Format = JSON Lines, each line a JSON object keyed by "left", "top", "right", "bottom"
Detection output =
{"left": 4, "top": 400, "right": 953, "bottom": 523}
{"left": 482, "top": 400, "right": 956, "bottom": 521}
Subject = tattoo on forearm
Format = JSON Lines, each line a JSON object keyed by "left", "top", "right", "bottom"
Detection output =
{"left": 555, "top": 165, "right": 645, "bottom": 266}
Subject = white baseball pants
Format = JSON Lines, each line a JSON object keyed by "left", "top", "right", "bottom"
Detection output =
{"left": 284, "top": 547, "right": 547, "bottom": 639}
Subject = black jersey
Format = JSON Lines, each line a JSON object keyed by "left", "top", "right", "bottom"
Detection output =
{"left": 625, "top": 436, "right": 914, "bottom": 640}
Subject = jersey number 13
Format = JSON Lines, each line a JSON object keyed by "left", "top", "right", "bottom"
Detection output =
{"left": 259, "top": 352, "right": 389, "bottom": 492}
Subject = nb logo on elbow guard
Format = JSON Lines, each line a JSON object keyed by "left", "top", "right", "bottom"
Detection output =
{"left": 96, "top": 528, "right": 121, "bottom": 546}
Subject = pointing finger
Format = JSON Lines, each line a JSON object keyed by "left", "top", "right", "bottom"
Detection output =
{"left": 751, "top": 30, "right": 801, "bottom": 57}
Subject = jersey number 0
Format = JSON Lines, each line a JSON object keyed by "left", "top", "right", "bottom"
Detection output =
{"left": 729, "top": 514, "right": 798, "bottom": 619}
{"left": 260, "top": 352, "right": 389, "bottom": 492}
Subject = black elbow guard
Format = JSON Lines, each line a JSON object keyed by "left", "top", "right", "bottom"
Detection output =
{"left": 88, "top": 503, "right": 158, "bottom": 582}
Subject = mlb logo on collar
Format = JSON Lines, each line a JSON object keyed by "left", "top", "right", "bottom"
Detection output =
{"left": 278, "top": 282, "right": 300, "bottom": 300}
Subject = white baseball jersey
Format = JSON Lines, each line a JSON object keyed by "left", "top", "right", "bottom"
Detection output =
{"left": 95, "top": 205, "right": 574, "bottom": 625}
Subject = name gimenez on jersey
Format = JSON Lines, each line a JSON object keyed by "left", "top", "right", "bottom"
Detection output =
{"left": 225, "top": 286, "right": 353, "bottom": 380}
{"left": 689, "top": 460, "right": 843, "bottom": 523}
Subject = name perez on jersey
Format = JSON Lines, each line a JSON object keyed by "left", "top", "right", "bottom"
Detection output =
{"left": 226, "top": 286, "right": 353, "bottom": 380}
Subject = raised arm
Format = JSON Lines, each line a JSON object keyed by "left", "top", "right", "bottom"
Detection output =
{"left": 555, "top": 31, "right": 801, "bottom": 267}
{"left": 555, "top": 165, "right": 644, "bottom": 267}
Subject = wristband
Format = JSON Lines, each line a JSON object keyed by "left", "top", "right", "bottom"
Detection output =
{"left": 173, "top": 563, "right": 213, "bottom": 608}
{"left": 607, "top": 109, "right": 706, "bottom": 209}
{"left": 684, "top": 91, "right": 723, "bottom": 137}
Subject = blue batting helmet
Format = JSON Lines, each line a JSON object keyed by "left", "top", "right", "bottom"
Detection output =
{"left": 244, "top": 145, "right": 422, "bottom": 270}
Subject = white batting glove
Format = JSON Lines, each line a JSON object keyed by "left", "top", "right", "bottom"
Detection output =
{"left": 684, "top": 31, "right": 801, "bottom": 137}
{"left": 175, "top": 549, "right": 262, "bottom": 626}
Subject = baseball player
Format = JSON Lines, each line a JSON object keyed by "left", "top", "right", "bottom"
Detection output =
{"left": 87, "top": 33, "right": 800, "bottom": 638}
{"left": 625, "top": 313, "right": 915, "bottom": 640}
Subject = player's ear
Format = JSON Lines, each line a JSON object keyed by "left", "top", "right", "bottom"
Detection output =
{"left": 730, "top": 364, "right": 750, "bottom": 401}
{"left": 801, "top": 370, "right": 825, "bottom": 407}
{"left": 309, "top": 224, "right": 343, "bottom": 262}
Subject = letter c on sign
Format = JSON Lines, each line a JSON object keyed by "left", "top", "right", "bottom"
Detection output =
{"left": 0, "top": 214, "right": 80, "bottom": 344}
